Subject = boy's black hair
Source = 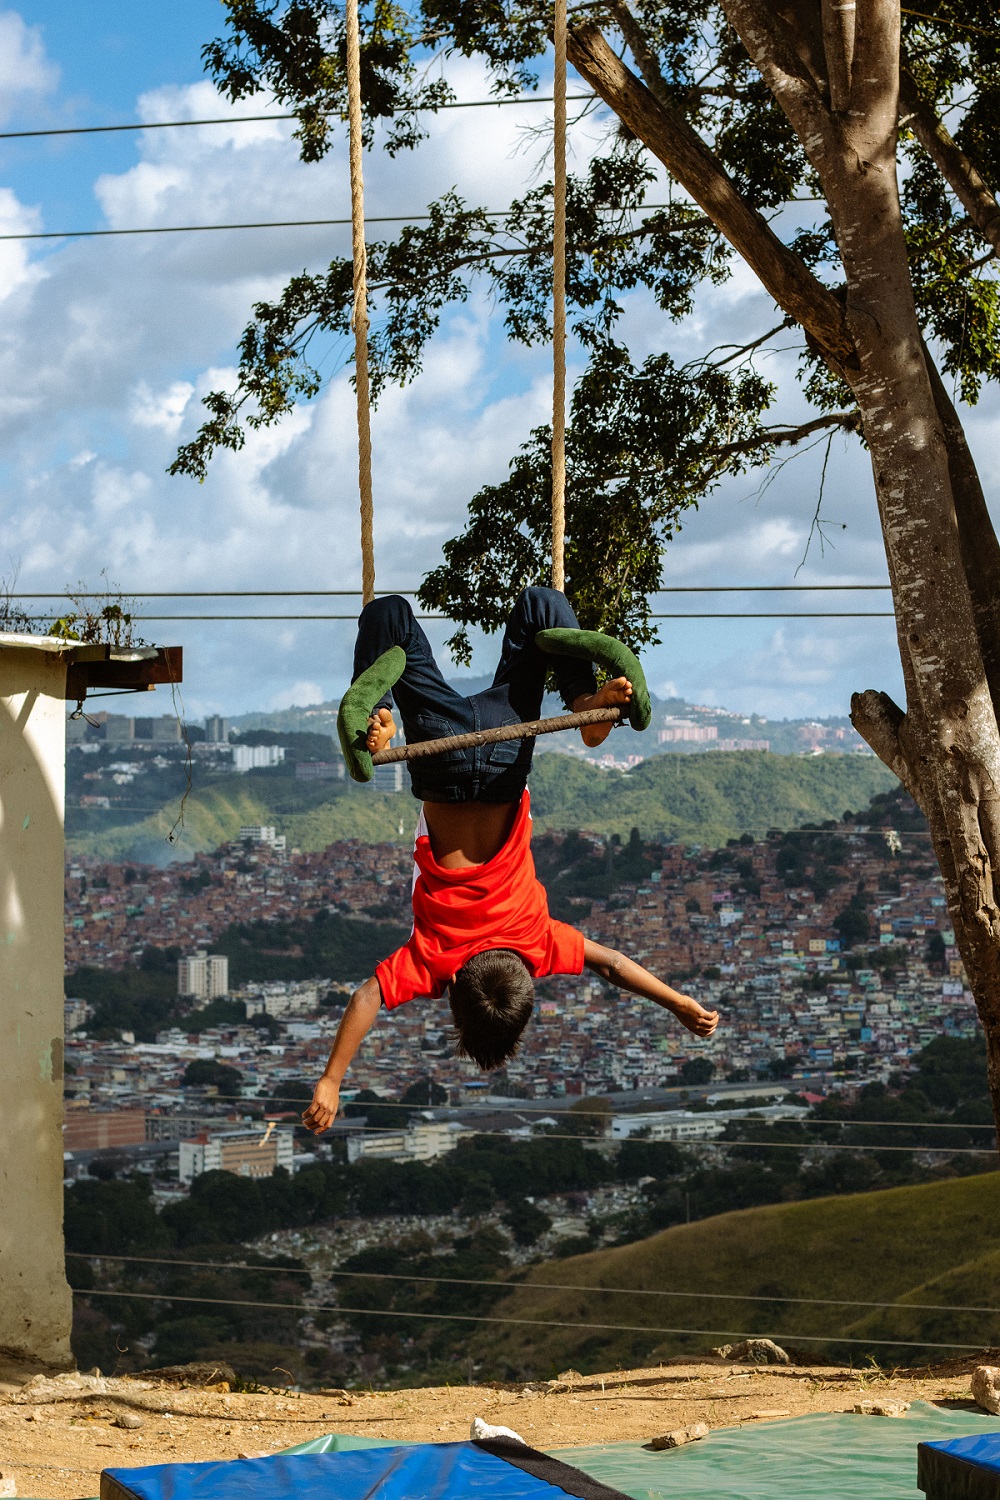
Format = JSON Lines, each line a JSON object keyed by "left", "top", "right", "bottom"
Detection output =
{"left": 449, "top": 948, "right": 534, "bottom": 1071}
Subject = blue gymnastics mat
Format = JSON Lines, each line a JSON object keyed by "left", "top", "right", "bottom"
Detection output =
{"left": 918, "top": 1430, "right": 1000, "bottom": 1499}
{"left": 100, "top": 1435, "right": 630, "bottom": 1500}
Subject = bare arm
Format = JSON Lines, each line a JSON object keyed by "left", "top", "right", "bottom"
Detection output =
{"left": 302, "top": 976, "right": 382, "bottom": 1134}
{"left": 583, "top": 939, "right": 720, "bottom": 1037}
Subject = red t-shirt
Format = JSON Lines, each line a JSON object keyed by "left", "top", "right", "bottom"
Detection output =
{"left": 376, "top": 790, "right": 585, "bottom": 1008}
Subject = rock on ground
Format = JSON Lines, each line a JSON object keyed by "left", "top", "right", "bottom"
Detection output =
{"left": 972, "top": 1367, "right": 1000, "bottom": 1415}
{"left": 717, "top": 1340, "right": 790, "bottom": 1366}
{"left": 647, "top": 1422, "right": 710, "bottom": 1450}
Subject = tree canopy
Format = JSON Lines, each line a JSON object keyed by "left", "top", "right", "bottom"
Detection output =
{"left": 170, "top": 1, "right": 997, "bottom": 656}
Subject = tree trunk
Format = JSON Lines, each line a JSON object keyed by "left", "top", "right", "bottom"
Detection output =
{"left": 573, "top": 1, "right": 1000, "bottom": 1122}
{"left": 721, "top": 0, "right": 1000, "bottom": 1121}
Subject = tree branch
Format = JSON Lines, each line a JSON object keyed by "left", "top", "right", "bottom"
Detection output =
{"left": 900, "top": 65, "right": 1000, "bottom": 260}
{"left": 850, "top": 689, "right": 926, "bottom": 809}
{"left": 708, "top": 409, "right": 859, "bottom": 459}
{"left": 565, "top": 22, "right": 858, "bottom": 374}
{"left": 370, "top": 214, "right": 713, "bottom": 294}
{"left": 607, "top": 0, "right": 671, "bottom": 106}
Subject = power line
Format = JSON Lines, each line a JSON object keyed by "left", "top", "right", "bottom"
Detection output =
{"left": 68, "top": 1286, "right": 989, "bottom": 1350}
{"left": 0, "top": 96, "right": 597, "bottom": 144}
{"left": 65, "top": 1250, "right": 1000, "bottom": 1316}
{"left": 0, "top": 213, "right": 501, "bottom": 243}
{"left": 0, "top": 191, "right": 670, "bottom": 244}
{"left": 11, "top": 585, "right": 895, "bottom": 597}
{"left": 44, "top": 611, "right": 896, "bottom": 621}
{"left": 77, "top": 1116, "right": 993, "bottom": 1154}
{"left": 647, "top": 612, "right": 893, "bottom": 619}
{"left": 319, "top": 1125, "right": 994, "bottom": 1153}
{"left": 79, "top": 1090, "right": 991, "bottom": 1131}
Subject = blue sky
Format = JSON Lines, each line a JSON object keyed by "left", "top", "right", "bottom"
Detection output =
{"left": 1, "top": 4, "right": 997, "bottom": 724}
{"left": 1, "top": 4, "right": 222, "bottom": 221}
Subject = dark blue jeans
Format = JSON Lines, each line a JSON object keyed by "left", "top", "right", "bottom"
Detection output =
{"left": 352, "top": 588, "right": 597, "bottom": 803}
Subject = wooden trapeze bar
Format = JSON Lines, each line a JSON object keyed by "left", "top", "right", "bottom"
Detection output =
{"left": 370, "top": 706, "right": 622, "bottom": 765}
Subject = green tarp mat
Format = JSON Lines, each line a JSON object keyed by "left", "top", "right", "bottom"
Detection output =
{"left": 549, "top": 1402, "right": 1000, "bottom": 1500}
{"left": 28, "top": 1398, "right": 1000, "bottom": 1500}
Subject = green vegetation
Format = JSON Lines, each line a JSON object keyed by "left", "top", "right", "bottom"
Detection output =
{"left": 182, "top": 1060, "right": 243, "bottom": 1094}
{"left": 67, "top": 768, "right": 421, "bottom": 863}
{"left": 66, "top": 908, "right": 410, "bottom": 1038}
{"left": 469, "top": 1171, "right": 1000, "bottom": 1378}
{"left": 66, "top": 1038, "right": 996, "bottom": 1382}
{"left": 68, "top": 751, "right": 896, "bottom": 862}
{"left": 529, "top": 751, "right": 895, "bottom": 843}
{"left": 214, "top": 909, "right": 410, "bottom": 985}
{"left": 69, "top": 948, "right": 182, "bottom": 1041}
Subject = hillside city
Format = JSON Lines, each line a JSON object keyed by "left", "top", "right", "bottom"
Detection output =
{"left": 63, "top": 789, "right": 975, "bottom": 1190}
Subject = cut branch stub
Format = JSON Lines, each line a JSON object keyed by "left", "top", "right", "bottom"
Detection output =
{"left": 850, "top": 688, "right": 925, "bottom": 810}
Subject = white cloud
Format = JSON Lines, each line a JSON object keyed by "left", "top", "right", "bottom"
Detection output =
{"left": 0, "top": 11, "right": 57, "bottom": 121}
{"left": 270, "top": 680, "right": 325, "bottom": 711}
{"left": 130, "top": 381, "right": 194, "bottom": 434}
{"left": 0, "top": 66, "right": 992, "bottom": 722}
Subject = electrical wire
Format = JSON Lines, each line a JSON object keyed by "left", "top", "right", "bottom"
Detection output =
{"left": 0, "top": 194, "right": 676, "bottom": 243}
{"left": 0, "top": 213, "right": 499, "bottom": 243}
{"left": 75, "top": 1117, "right": 994, "bottom": 1153}
{"left": 0, "top": 96, "right": 597, "bottom": 144}
{"left": 67, "top": 1287, "right": 989, "bottom": 1350}
{"left": 8, "top": 585, "right": 896, "bottom": 596}
{"left": 48, "top": 612, "right": 896, "bottom": 621}
{"left": 71, "top": 1090, "right": 991, "bottom": 1131}
{"left": 311, "top": 1125, "right": 995, "bottom": 1153}
{"left": 64, "top": 1251, "right": 1000, "bottom": 1316}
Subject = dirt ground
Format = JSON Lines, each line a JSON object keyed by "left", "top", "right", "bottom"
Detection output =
{"left": 0, "top": 1358, "right": 991, "bottom": 1498}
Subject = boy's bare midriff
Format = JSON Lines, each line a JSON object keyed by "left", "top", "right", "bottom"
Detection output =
{"left": 421, "top": 799, "right": 518, "bottom": 869}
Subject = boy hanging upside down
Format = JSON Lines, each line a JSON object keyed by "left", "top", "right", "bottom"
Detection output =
{"left": 303, "top": 588, "right": 719, "bottom": 1134}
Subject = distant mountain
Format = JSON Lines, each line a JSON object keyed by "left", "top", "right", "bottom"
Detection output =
{"left": 67, "top": 749, "right": 894, "bottom": 862}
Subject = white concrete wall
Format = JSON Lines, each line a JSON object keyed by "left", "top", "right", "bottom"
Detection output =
{"left": 0, "top": 641, "right": 73, "bottom": 1374}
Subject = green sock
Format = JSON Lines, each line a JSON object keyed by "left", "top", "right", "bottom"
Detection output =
{"left": 337, "top": 645, "right": 407, "bottom": 783}
{"left": 535, "top": 628, "right": 651, "bottom": 731}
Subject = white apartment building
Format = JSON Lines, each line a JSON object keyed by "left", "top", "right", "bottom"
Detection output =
{"left": 238, "top": 823, "right": 287, "bottom": 850}
{"left": 64, "top": 997, "right": 91, "bottom": 1032}
{"left": 657, "top": 719, "right": 718, "bottom": 744}
{"left": 179, "top": 1126, "right": 294, "bottom": 1184}
{"left": 243, "top": 981, "right": 320, "bottom": 1018}
{"left": 610, "top": 1103, "right": 810, "bottom": 1142}
{"left": 372, "top": 762, "right": 405, "bottom": 793}
{"left": 346, "top": 1120, "right": 461, "bottom": 1165}
{"left": 177, "top": 950, "right": 229, "bottom": 1000}
{"left": 233, "top": 745, "right": 285, "bottom": 773}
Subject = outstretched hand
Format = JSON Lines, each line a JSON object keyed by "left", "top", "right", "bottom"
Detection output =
{"left": 670, "top": 994, "right": 720, "bottom": 1037}
{"left": 302, "top": 1076, "right": 341, "bottom": 1135}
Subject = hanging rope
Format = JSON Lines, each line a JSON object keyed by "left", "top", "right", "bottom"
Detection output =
{"left": 551, "top": 0, "right": 567, "bottom": 592}
{"left": 345, "top": 0, "right": 376, "bottom": 605}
